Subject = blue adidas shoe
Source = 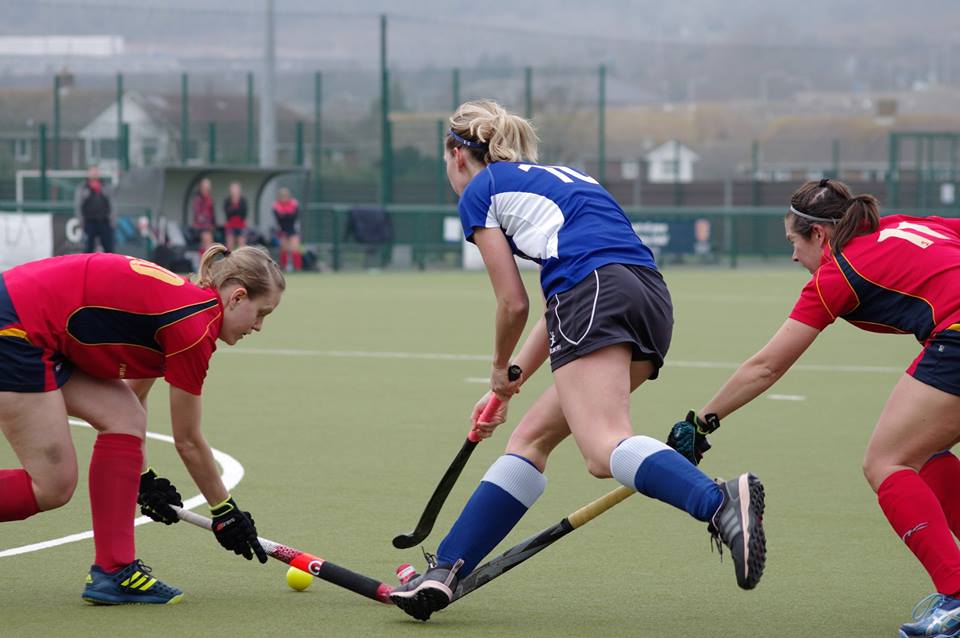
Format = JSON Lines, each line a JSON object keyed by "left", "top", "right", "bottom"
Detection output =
{"left": 82, "top": 559, "right": 183, "bottom": 605}
{"left": 900, "top": 593, "right": 960, "bottom": 637}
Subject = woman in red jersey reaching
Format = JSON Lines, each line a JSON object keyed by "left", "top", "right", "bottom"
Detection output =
{"left": 667, "top": 178, "right": 960, "bottom": 638}
{"left": 0, "top": 244, "right": 284, "bottom": 605}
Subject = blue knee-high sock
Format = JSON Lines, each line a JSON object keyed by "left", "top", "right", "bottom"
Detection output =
{"left": 436, "top": 454, "right": 546, "bottom": 576}
{"left": 610, "top": 435, "right": 722, "bottom": 521}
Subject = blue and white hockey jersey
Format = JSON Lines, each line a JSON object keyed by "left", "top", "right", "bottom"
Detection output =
{"left": 458, "top": 162, "right": 657, "bottom": 297}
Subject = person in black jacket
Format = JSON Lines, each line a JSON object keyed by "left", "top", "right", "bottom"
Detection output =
{"left": 75, "top": 165, "right": 114, "bottom": 253}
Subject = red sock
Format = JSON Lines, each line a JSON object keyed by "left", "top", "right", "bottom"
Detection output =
{"left": 279, "top": 250, "right": 288, "bottom": 269}
{"left": 920, "top": 452, "right": 960, "bottom": 539}
{"left": 89, "top": 433, "right": 142, "bottom": 572}
{"left": 292, "top": 252, "right": 303, "bottom": 271}
{"left": 878, "top": 469, "right": 960, "bottom": 594}
{"left": 0, "top": 468, "right": 40, "bottom": 522}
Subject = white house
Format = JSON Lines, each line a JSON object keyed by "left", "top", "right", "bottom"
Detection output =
{"left": 645, "top": 140, "right": 699, "bottom": 183}
{"left": 78, "top": 92, "right": 174, "bottom": 170}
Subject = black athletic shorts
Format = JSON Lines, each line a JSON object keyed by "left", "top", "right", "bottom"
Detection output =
{"left": 544, "top": 264, "right": 673, "bottom": 377}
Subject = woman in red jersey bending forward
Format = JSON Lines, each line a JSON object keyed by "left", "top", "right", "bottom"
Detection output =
{"left": 0, "top": 244, "right": 284, "bottom": 605}
{"left": 668, "top": 178, "right": 960, "bottom": 638}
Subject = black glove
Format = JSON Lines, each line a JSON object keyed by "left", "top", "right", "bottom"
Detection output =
{"left": 667, "top": 411, "right": 720, "bottom": 466}
{"left": 210, "top": 497, "right": 268, "bottom": 564}
{"left": 137, "top": 468, "right": 183, "bottom": 525}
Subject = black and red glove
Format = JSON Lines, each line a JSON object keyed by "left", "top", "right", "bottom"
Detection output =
{"left": 210, "top": 497, "right": 268, "bottom": 564}
{"left": 137, "top": 468, "right": 183, "bottom": 525}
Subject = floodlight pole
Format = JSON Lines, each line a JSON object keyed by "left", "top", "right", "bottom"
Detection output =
{"left": 380, "top": 13, "right": 392, "bottom": 205}
{"left": 598, "top": 64, "right": 606, "bottom": 185}
{"left": 52, "top": 75, "right": 60, "bottom": 170}
{"left": 260, "top": 0, "right": 277, "bottom": 167}
{"left": 116, "top": 73, "right": 123, "bottom": 169}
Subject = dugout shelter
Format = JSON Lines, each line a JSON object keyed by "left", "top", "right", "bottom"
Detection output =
{"left": 113, "top": 165, "right": 308, "bottom": 236}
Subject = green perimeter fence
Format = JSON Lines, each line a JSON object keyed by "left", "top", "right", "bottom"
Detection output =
{"left": 8, "top": 202, "right": 960, "bottom": 272}
{"left": 301, "top": 204, "right": 808, "bottom": 271}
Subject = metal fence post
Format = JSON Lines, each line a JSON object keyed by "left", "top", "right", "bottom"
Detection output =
{"left": 332, "top": 206, "right": 342, "bottom": 271}
{"left": 246, "top": 71, "right": 255, "bottom": 164}
{"left": 598, "top": 64, "right": 606, "bottom": 185}
{"left": 831, "top": 138, "right": 840, "bottom": 179}
{"left": 436, "top": 119, "right": 446, "bottom": 204}
{"left": 180, "top": 73, "right": 189, "bottom": 164}
{"left": 451, "top": 68, "right": 460, "bottom": 111}
{"left": 116, "top": 73, "right": 124, "bottom": 168}
{"left": 313, "top": 71, "right": 322, "bottom": 201}
{"left": 208, "top": 122, "right": 216, "bottom": 164}
{"left": 39, "top": 123, "right": 48, "bottom": 200}
{"left": 524, "top": 66, "right": 533, "bottom": 120}
{"left": 380, "top": 14, "right": 392, "bottom": 206}
{"left": 295, "top": 121, "right": 304, "bottom": 166}
{"left": 887, "top": 132, "right": 899, "bottom": 208}
{"left": 52, "top": 75, "right": 60, "bottom": 170}
{"left": 121, "top": 123, "right": 130, "bottom": 171}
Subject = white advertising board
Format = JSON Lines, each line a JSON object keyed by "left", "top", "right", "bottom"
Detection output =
{"left": 0, "top": 212, "right": 53, "bottom": 272}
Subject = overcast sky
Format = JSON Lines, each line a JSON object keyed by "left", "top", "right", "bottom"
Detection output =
{"left": 3, "top": 0, "right": 957, "bottom": 56}
{"left": 1, "top": 0, "right": 957, "bottom": 100}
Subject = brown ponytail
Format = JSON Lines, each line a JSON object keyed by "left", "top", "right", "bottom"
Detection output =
{"left": 831, "top": 194, "right": 880, "bottom": 252}
{"left": 195, "top": 243, "right": 285, "bottom": 298}
{"left": 788, "top": 179, "right": 880, "bottom": 252}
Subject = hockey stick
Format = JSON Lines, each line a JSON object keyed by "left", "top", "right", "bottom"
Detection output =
{"left": 174, "top": 506, "right": 394, "bottom": 604}
{"left": 392, "top": 364, "right": 523, "bottom": 549}
{"left": 451, "top": 485, "right": 635, "bottom": 601}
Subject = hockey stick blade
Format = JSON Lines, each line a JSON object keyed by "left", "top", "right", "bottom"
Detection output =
{"left": 392, "top": 364, "right": 522, "bottom": 549}
{"left": 391, "top": 436, "right": 480, "bottom": 549}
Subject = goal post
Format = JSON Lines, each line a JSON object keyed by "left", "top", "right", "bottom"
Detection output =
{"left": 15, "top": 168, "right": 119, "bottom": 204}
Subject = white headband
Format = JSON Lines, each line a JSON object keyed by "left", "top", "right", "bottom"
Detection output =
{"left": 789, "top": 206, "right": 839, "bottom": 224}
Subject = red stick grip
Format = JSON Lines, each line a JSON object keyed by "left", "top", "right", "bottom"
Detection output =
{"left": 469, "top": 395, "right": 504, "bottom": 442}
{"left": 468, "top": 365, "right": 521, "bottom": 442}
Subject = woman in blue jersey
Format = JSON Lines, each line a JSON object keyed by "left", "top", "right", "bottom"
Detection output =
{"left": 390, "top": 100, "right": 768, "bottom": 621}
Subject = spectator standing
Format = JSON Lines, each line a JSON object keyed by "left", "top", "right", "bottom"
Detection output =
{"left": 75, "top": 165, "right": 114, "bottom": 253}
{"left": 192, "top": 178, "right": 216, "bottom": 255}
{"left": 272, "top": 187, "right": 302, "bottom": 272}
{"left": 223, "top": 182, "right": 248, "bottom": 251}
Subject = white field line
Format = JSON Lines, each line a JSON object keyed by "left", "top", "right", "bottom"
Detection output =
{"left": 768, "top": 394, "right": 807, "bottom": 401}
{"left": 0, "top": 419, "right": 243, "bottom": 559}
{"left": 222, "top": 347, "right": 903, "bottom": 375}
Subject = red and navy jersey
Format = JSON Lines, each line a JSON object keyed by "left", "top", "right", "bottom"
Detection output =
{"left": 790, "top": 215, "right": 960, "bottom": 341}
{"left": 193, "top": 193, "right": 215, "bottom": 229}
{"left": 3, "top": 253, "right": 222, "bottom": 394}
{"left": 273, "top": 198, "right": 299, "bottom": 222}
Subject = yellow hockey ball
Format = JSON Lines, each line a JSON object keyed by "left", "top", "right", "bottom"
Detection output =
{"left": 286, "top": 566, "right": 313, "bottom": 591}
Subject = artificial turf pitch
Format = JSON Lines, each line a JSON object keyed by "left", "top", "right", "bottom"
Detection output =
{"left": 0, "top": 268, "right": 927, "bottom": 637}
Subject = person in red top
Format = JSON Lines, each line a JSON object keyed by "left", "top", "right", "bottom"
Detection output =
{"left": 667, "top": 178, "right": 960, "bottom": 637}
{"left": 192, "top": 178, "right": 216, "bottom": 255}
{"left": 223, "top": 181, "right": 248, "bottom": 252}
{"left": 272, "top": 187, "right": 302, "bottom": 272}
{"left": 0, "top": 244, "right": 284, "bottom": 605}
